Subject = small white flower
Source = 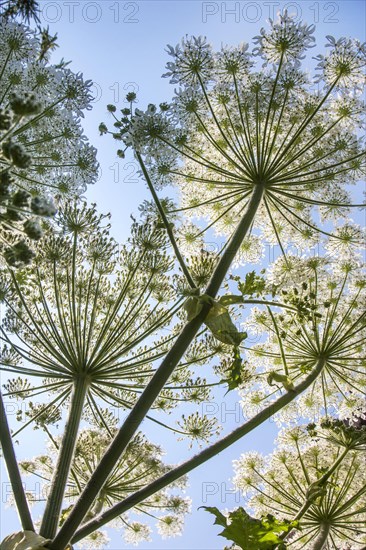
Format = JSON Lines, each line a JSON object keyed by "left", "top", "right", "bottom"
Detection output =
{"left": 252, "top": 10, "right": 316, "bottom": 64}
{"left": 76, "top": 530, "right": 110, "bottom": 549}
{"left": 163, "top": 36, "right": 214, "bottom": 87}
{"left": 215, "top": 43, "right": 252, "bottom": 82}
{"left": 315, "top": 36, "right": 366, "bottom": 90}
{"left": 123, "top": 522, "right": 152, "bottom": 545}
{"left": 156, "top": 515, "right": 184, "bottom": 538}
{"left": 233, "top": 235, "right": 264, "bottom": 267}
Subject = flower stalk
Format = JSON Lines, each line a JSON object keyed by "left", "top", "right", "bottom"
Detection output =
{"left": 39, "top": 376, "right": 89, "bottom": 539}
{"left": 308, "top": 522, "right": 331, "bottom": 550}
{"left": 136, "top": 151, "right": 196, "bottom": 289}
{"left": 0, "top": 391, "right": 34, "bottom": 532}
{"left": 279, "top": 445, "right": 350, "bottom": 542}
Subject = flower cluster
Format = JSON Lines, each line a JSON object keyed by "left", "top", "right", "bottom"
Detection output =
{"left": 0, "top": 204, "right": 179, "bottom": 426}
{"left": 252, "top": 9, "right": 316, "bottom": 64}
{"left": 0, "top": 18, "right": 98, "bottom": 266}
{"left": 110, "top": 12, "right": 365, "bottom": 258}
{"left": 163, "top": 35, "right": 214, "bottom": 86}
{"left": 236, "top": 253, "right": 365, "bottom": 423}
{"left": 19, "top": 429, "right": 191, "bottom": 546}
{"left": 1, "top": 202, "right": 223, "bottom": 436}
{"left": 233, "top": 422, "right": 366, "bottom": 548}
{"left": 176, "top": 411, "right": 222, "bottom": 447}
{"left": 0, "top": 0, "right": 40, "bottom": 24}
{"left": 315, "top": 35, "right": 366, "bottom": 90}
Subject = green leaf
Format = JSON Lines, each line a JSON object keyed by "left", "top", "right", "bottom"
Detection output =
{"left": 202, "top": 507, "right": 299, "bottom": 550}
{"left": 183, "top": 292, "right": 204, "bottom": 322}
{"left": 184, "top": 294, "right": 246, "bottom": 346}
{"left": 237, "top": 271, "right": 266, "bottom": 298}
{"left": 221, "top": 347, "right": 248, "bottom": 393}
{"left": 205, "top": 301, "right": 247, "bottom": 346}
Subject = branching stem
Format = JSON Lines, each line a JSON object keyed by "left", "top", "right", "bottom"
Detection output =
{"left": 308, "top": 522, "right": 331, "bottom": 550}
{"left": 136, "top": 151, "right": 196, "bottom": 288}
{"left": 71, "top": 356, "right": 326, "bottom": 542}
{"left": 49, "top": 183, "right": 265, "bottom": 550}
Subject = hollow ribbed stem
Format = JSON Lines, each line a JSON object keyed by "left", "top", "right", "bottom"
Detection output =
{"left": 39, "top": 376, "right": 89, "bottom": 539}
{"left": 0, "top": 391, "right": 34, "bottom": 531}
{"left": 71, "top": 356, "right": 325, "bottom": 542}
{"left": 308, "top": 522, "right": 331, "bottom": 550}
{"left": 49, "top": 183, "right": 265, "bottom": 550}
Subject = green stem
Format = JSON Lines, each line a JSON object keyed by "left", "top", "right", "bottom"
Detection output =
{"left": 266, "top": 306, "right": 289, "bottom": 375}
{"left": 267, "top": 78, "right": 339, "bottom": 177}
{"left": 0, "top": 48, "right": 13, "bottom": 83}
{"left": 49, "top": 183, "right": 265, "bottom": 550}
{"left": 219, "top": 296, "right": 297, "bottom": 312}
{"left": 308, "top": 522, "right": 331, "bottom": 550}
{"left": 135, "top": 152, "right": 196, "bottom": 289}
{"left": 43, "top": 425, "right": 82, "bottom": 495}
{"left": 0, "top": 391, "right": 34, "bottom": 531}
{"left": 243, "top": 299, "right": 296, "bottom": 311}
{"left": 39, "top": 376, "right": 89, "bottom": 539}
{"left": 71, "top": 356, "right": 326, "bottom": 542}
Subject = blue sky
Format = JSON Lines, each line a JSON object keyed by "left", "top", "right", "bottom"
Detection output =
{"left": 1, "top": 1, "right": 365, "bottom": 549}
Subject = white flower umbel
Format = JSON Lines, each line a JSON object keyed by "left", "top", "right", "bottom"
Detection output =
{"left": 252, "top": 10, "right": 316, "bottom": 64}
{"left": 315, "top": 35, "right": 366, "bottom": 91}
{"left": 0, "top": 203, "right": 186, "bottom": 426}
{"left": 0, "top": 18, "right": 98, "bottom": 266}
{"left": 123, "top": 522, "right": 152, "bottom": 545}
{"left": 111, "top": 13, "right": 365, "bottom": 254}
{"left": 233, "top": 253, "right": 365, "bottom": 423}
{"left": 233, "top": 421, "right": 366, "bottom": 548}
{"left": 74, "top": 529, "right": 110, "bottom": 549}
{"left": 156, "top": 514, "right": 184, "bottom": 539}
{"left": 17, "top": 429, "right": 190, "bottom": 546}
{"left": 163, "top": 36, "right": 214, "bottom": 87}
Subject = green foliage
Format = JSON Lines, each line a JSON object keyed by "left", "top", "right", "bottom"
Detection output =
{"left": 184, "top": 292, "right": 247, "bottom": 345}
{"left": 224, "top": 347, "right": 243, "bottom": 392}
{"left": 205, "top": 300, "right": 247, "bottom": 346}
{"left": 231, "top": 271, "right": 267, "bottom": 298}
{"left": 202, "top": 506, "right": 299, "bottom": 550}
{"left": 221, "top": 347, "right": 247, "bottom": 393}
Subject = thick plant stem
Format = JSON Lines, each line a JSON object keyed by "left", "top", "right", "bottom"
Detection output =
{"left": 0, "top": 391, "right": 34, "bottom": 531}
{"left": 40, "top": 376, "right": 89, "bottom": 539}
{"left": 49, "top": 183, "right": 265, "bottom": 550}
{"left": 309, "top": 523, "right": 331, "bottom": 550}
{"left": 72, "top": 357, "right": 325, "bottom": 542}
